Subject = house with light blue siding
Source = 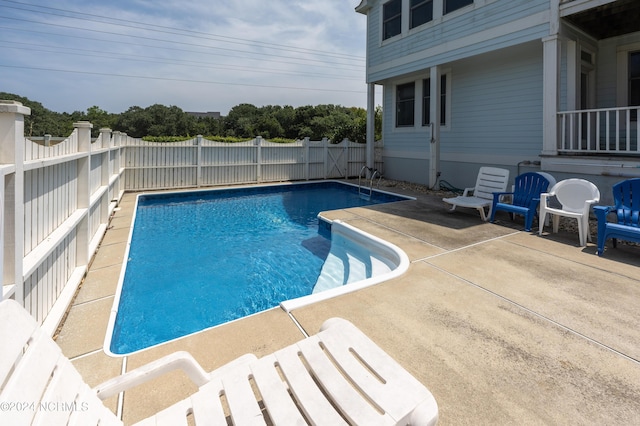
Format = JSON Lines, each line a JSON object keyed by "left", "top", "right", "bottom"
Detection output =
{"left": 356, "top": 0, "right": 640, "bottom": 201}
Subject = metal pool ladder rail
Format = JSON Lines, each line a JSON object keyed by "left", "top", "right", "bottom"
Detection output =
{"left": 358, "top": 166, "right": 382, "bottom": 200}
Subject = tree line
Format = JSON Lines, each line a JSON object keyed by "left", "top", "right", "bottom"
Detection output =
{"left": 1, "top": 93, "right": 381, "bottom": 143}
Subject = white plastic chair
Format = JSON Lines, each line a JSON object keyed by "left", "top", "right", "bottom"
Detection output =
{"left": 538, "top": 178, "right": 600, "bottom": 246}
{"left": 443, "top": 167, "right": 510, "bottom": 221}
{"left": 0, "top": 299, "right": 438, "bottom": 425}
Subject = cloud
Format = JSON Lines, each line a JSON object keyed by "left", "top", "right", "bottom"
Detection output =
{"left": 0, "top": 0, "right": 369, "bottom": 115}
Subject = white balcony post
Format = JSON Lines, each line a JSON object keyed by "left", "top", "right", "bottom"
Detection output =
{"left": 429, "top": 66, "right": 441, "bottom": 189}
{"left": 542, "top": 35, "right": 560, "bottom": 156}
{"left": 0, "top": 101, "right": 30, "bottom": 303}
{"left": 366, "top": 83, "right": 375, "bottom": 172}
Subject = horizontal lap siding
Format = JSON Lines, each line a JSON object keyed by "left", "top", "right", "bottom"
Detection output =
{"left": 443, "top": 42, "right": 543, "bottom": 157}
{"left": 367, "top": 0, "right": 549, "bottom": 82}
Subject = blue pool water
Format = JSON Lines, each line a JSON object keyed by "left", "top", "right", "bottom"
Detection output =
{"left": 109, "top": 182, "right": 407, "bottom": 354}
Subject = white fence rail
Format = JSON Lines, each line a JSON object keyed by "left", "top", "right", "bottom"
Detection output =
{"left": 0, "top": 101, "right": 381, "bottom": 333}
{"left": 558, "top": 106, "right": 640, "bottom": 155}
{"left": 1, "top": 102, "right": 124, "bottom": 334}
{"left": 122, "top": 136, "right": 382, "bottom": 190}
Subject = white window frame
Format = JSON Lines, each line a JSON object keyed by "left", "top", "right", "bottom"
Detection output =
{"left": 395, "top": 81, "right": 417, "bottom": 128}
{"left": 421, "top": 70, "right": 451, "bottom": 130}
{"left": 616, "top": 42, "right": 640, "bottom": 108}
{"left": 381, "top": 0, "right": 493, "bottom": 43}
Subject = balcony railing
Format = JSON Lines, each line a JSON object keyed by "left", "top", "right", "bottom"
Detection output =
{"left": 558, "top": 106, "right": 640, "bottom": 155}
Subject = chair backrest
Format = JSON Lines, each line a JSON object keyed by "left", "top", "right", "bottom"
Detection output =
{"left": 551, "top": 178, "right": 600, "bottom": 213}
{"left": 612, "top": 178, "right": 640, "bottom": 227}
{"left": 512, "top": 172, "right": 550, "bottom": 207}
{"left": 473, "top": 167, "right": 510, "bottom": 200}
{"left": 0, "top": 299, "right": 122, "bottom": 425}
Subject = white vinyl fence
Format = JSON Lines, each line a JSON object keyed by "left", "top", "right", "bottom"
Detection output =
{"left": 0, "top": 101, "right": 381, "bottom": 334}
{"left": 123, "top": 136, "right": 382, "bottom": 190}
{"left": 1, "top": 102, "right": 124, "bottom": 334}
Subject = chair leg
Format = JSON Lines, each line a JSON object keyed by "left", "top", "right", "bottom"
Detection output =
{"left": 552, "top": 215, "right": 560, "bottom": 234}
{"left": 577, "top": 218, "right": 586, "bottom": 247}
{"left": 538, "top": 211, "right": 546, "bottom": 236}
{"left": 584, "top": 216, "right": 592, "bottom": 243}
{"left": 478, "top": 207, "right": 487, "bottom": 221}
{"left": 524, "top": 212, "right": 533, "bottom": 232}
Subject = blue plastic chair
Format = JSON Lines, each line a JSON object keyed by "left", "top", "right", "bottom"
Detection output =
{"left": 489, "top": 172, "right": 550, "bottom": 232}
{"left": 593, "top": 178, "right": 640, "bottom": 256}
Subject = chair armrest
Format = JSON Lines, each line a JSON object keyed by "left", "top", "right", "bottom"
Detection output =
{"left": 492, "top": 191, "right": 513, "bottom": 202}
{"left": 593, "top": 205, "right": 615, "bottom": 223}
{"left": 94, "top": 351, "right": 210, "bottom": 400}
{"left": 540, "top": 193, "right": 550, "bottom": 205}
{"left": 462, "top": 186, "right": 475, "bottom": 197}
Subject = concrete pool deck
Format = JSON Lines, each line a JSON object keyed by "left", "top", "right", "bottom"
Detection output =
{"left": 55, "top": 184, "right": 640, "bottom": 424}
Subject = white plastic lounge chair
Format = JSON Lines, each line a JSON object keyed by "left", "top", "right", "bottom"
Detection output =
{"left": 443, "top": 167, "right": 510, "bottom": 221}
{"left": 0, "top": 299, "right": 438, "bottom": 425}
{"left": 539, "top": 178, "right": 600, "bottom": 247}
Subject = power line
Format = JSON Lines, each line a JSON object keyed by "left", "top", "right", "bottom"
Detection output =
{"left": 0, "top": 0, "right": 365, "bottom": 62}
{"left": 0, "top": 15, "right": 364, "bottom": 69}
{"left": 0, "top": 41, "right": 363, "bottom": 81}
{"left": 0, "top": 24, "right": 364, "bottom": 73}
{"left": 0, "top": 64, "right": 368, "bottom": 94}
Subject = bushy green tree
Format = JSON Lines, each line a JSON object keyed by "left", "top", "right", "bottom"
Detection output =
{"left": 0, "top": 92, "right": 73, "bottom": 136}
{"left": 1, "top": 93, "right": 381, "bottom": 142}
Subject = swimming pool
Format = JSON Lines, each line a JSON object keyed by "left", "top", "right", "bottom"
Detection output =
{"left": 105, "top": 181, "right": 411, "bottom": 355}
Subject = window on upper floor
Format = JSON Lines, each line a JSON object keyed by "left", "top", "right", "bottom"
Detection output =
{"left": 383, "top": 0, "right": 402, "bottom": 40}
{"left": 410, "top": 0, "right": 433, "bottom": 29}
{"left": 396, "top": 82, "right": 415, "bottom": 127}
{"left": 630, "top": 51, "right": 640, "bottom": 120}
{"left": 422, "top": 75, "right": 448, "bottom": 126}
{"left": 444, "top": 0, "right": 473, "bottom": 14}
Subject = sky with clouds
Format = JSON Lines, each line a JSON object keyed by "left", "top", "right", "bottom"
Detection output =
{"left": 1, "top": 0, "right": 375, "bottom": 115}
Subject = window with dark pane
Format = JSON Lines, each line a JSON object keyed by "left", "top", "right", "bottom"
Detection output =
{"left": 396, "top": 82, "right": 415, "bottom": 127}
{"left": 630, "top": 51, "right": 640, "bottom": 120}
{"left": 444, "top": 0, "right": 473, "bottom": 14}
{"left": 410, "top": 0, "right": 433, "bottom": 29}
{"left": 383, "top": 0, "right": 402, "bottom": 40}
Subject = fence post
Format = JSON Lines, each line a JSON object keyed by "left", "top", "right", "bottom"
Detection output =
{"left": 343, "top": 138, "right": 349, "bottom": 178}
{"left": 112, "top": 131, "right": 121, "bottom": 199}
{"left": 196, "top": 135, "right": 202, "bottom": 187}
{"left": 74, "top": 121, "right": 92, "bottom": 268}
{"left": 303, "top": 137, "right": 310, "bottom": 181}
{"left": 322, "top": 137, "right": 329, "bottom": 179}
{"left": 100, "top": 127, "right": 112, "bottom": 185}
{"left": 0, "top": 100, "right": 30, "bottom": 303}
{"left": 255, "top": 136, "right": 263, "bottom": 183}
{"left": 99, "top": 128, "right": 111, "bottom": 223}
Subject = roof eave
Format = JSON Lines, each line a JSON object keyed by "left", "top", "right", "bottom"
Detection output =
{"left": 355, "top": 0, "right": 371, "bottom": 14}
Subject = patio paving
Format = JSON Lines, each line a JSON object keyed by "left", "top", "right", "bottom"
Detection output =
{"left": 54, "top": 183, "right": 640, "bottom": 425}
